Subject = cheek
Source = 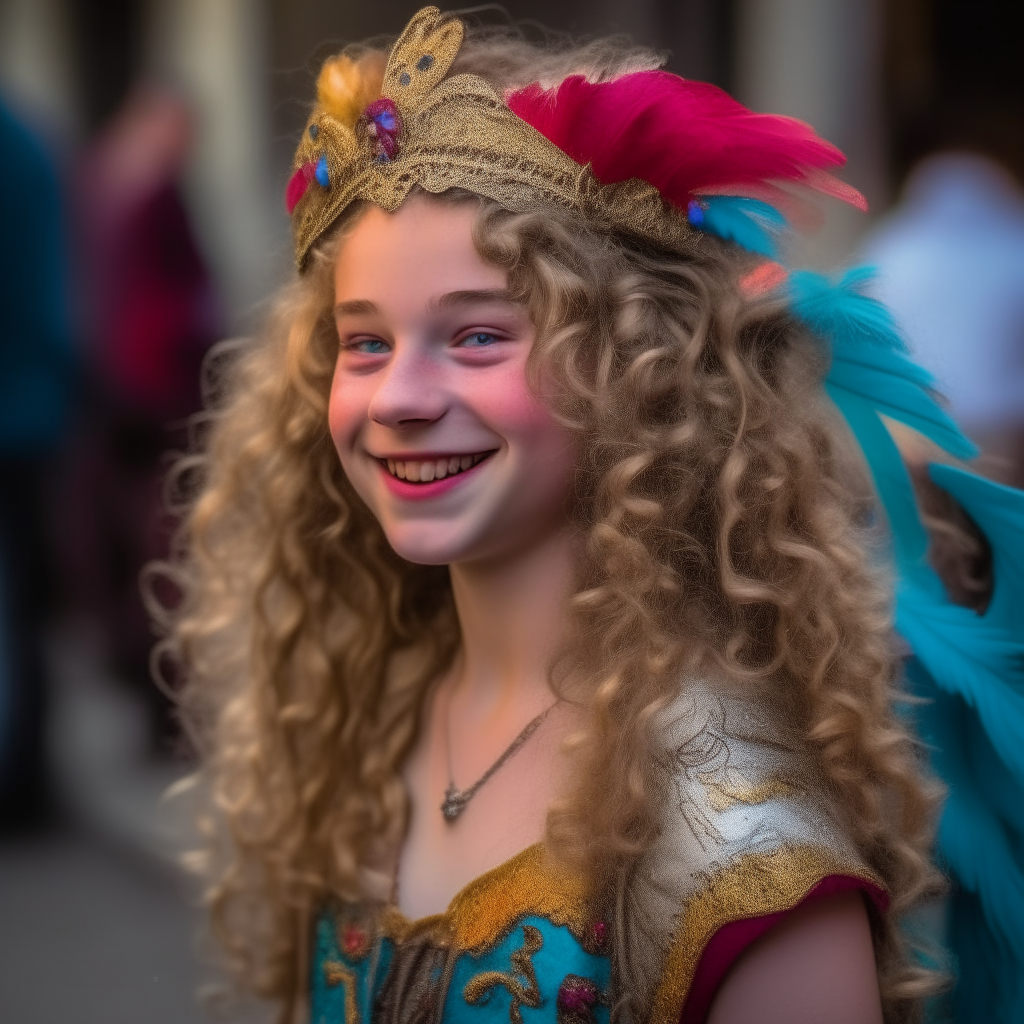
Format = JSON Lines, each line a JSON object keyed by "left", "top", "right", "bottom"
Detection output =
{"left": 483, "top": 369, "right": 577, "bottom": 484}
{"left": 327, "top": 361, "right": 363, "bottom": 452}
{"left": 476, "top": 362, "right": 558, "bottom": 439}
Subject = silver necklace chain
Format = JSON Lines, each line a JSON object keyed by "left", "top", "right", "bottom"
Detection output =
{"left": 441, "top": 700, "right": 557, "bottom": 822}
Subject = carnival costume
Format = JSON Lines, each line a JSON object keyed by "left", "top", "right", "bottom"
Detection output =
{"left": 288, "top": 9, "right": 1024, "bottom": 1021}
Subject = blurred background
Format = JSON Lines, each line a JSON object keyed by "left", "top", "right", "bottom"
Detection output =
{"left": 0, "top": 1, "right": 1021, "bottom": 1021}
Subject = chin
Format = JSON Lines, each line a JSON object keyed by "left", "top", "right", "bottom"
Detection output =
{"left": 377, "top": 520, "right": 486, "bottom": 567}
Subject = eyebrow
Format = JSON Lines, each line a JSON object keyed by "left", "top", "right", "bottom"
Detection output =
{"left": 430, "top": 289, "right": 519, "bottom": 312}
{"left": 333, "top": 298, "right": 378, "bottom": 317}
{"left": 333, "top": 289, "right": 520, "bottom": 318}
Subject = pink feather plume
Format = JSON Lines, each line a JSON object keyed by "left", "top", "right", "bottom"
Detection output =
{"left": 506, "top": 72, "right": 867, "bottom": 214}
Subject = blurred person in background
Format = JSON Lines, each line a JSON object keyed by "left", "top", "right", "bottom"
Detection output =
{"left": 863, "top": 153, "right": 1024, "bottom": 487}
{"left": 64, "top": 86, "right": 222, "bottom": 751}
{"left": 0, "top": 97, "right": 75, "bottom": 831}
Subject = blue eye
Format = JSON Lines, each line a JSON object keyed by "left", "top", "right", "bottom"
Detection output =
{"left": 352, "top": 338, "right": 389, "bottom": 354}
{"left": 460, "top": 332, "right": 498, "bottom": 347}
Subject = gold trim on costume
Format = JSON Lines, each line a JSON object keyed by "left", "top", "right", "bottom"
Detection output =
{"left": 378, "top": 843, "right": 595, "bottom": 955}
{"left": 446, "top": 844, "right": 594, "bottom": 952}
{"left": 647, "top": 843, "right": 883, "bottom": 1023}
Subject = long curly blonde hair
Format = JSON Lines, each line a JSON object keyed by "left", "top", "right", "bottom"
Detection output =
{"left": 148, "top": 23, "right": 943, "bottom": 1024}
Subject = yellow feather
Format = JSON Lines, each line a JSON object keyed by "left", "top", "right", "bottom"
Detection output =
{"left": 316, "top": 52, "right": 386, "bottom": 128}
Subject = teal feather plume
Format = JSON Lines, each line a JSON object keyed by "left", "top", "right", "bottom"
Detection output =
{"left": 790, "top": 268, "right": 977, "bottom": 461}
{"left": 789, "top": 267, "right": 1024, "bottom": 1021}
{"left": 928, "top": 463, "right": 1024, "bottom": 631}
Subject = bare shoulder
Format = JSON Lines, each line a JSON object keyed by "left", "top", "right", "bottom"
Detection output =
{"left": 706, "top": 891, "right": 883, "bottom": 1024}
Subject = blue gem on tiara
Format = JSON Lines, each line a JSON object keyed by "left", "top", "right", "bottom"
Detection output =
{"left": 687, "top": 199, "right": 706, "bottom": 227}
{"left": 315, "top": 153, "right": 329, "bottom": 187}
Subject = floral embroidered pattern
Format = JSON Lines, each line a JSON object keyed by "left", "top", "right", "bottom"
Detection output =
{"left": 585, "top": 919, "right": 609, "bottom": 955}
{"left": 463, "top": 924, "right": 543, "bottom": 1023}
{"left": 340, "top": 922, "right": 370, "bottom": 959}
{"left": 556, "top": 974, "right": 601, "bottom": 1023}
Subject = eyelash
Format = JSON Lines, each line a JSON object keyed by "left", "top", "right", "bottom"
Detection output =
{"left": 348, "top": 338, "right": 389, "bottom": 354}
{"left": 343, "top": 331, "right": 507, "bottom": 354}
{"left": 457, "top": 332, "right": 500, "bottom": 347}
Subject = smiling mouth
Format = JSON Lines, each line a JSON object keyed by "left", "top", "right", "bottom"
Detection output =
{"left": 379, "top": 451, "right": 495, "bottom": 483}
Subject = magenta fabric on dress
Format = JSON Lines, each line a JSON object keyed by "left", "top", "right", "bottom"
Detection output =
{"left": 678, "top": 875, "right": 889, "bottom": 1024}
{"left": 506, "top": 72, "right": 867, "bottom": 215}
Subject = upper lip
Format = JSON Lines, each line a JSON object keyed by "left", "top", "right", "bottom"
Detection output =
{"left": 368, "top": 449, "right": 495, "bottom": 460}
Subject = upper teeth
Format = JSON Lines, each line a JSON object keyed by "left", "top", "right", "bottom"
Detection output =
{"left": 385, "top": 453, "right": 488, "bottom": 482}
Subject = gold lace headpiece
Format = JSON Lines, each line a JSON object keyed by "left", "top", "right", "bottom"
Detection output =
{"left": 287, "top": 6, "right": 862, "bottom": 270}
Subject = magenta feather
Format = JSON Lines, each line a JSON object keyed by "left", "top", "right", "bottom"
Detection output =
{"left": 506, "top": 72, "right": 866, "bottom": 213}
{"left": 286, "top": 160, "right": 316, "bottom": 214}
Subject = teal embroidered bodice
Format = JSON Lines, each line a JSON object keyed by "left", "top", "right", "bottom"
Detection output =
{"left": 310, "top": 911, "right": 611, "bottom": 1023}
{"left": 309, "top": 845, "right": 611, "bottom": 1024}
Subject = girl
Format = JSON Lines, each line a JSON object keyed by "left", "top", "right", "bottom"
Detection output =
{"left": 152, "top": 8, "right": 1024, "bottom": 1022}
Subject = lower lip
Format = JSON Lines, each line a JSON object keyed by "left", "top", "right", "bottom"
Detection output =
{"left": 377, "top": 456, "right": 492, "bottom": 500}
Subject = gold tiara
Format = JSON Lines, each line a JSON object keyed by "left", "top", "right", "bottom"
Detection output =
{"left": 287, "top": 6, "right": 696, "bottom": 269}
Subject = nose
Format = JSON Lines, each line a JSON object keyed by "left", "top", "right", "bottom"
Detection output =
{"left": 366, "top": 342, "right": 449, "bottom": 428}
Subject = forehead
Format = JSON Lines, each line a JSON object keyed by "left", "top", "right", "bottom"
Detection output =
{"left": 334, "top": 194, "right": 506, "bottom": 302}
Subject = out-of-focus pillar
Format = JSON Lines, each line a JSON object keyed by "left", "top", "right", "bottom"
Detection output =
{"left": 734, "top": 0, "right": 886, "bottom": 268}
{"left": 0, "top": 0, "right": 79, "bottom": 137}
{"left": 148, "top": 0, "right": 284, "bottom": 324}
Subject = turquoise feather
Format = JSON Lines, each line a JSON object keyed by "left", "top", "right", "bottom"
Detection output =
{"left": 789, "top": 267, "right": 1024, "bottom": 1021}
{"left": 698, "top": 196, "right": 786, "bottom": 258}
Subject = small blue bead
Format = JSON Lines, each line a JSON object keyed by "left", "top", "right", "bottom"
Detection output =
{"left": 687, "top": 199, "right": 705, "bottom": 227}
{"left": 375, "top": 111, "right": 396, "bottom": 131}
{"left": 399, "top": 72, "right": 411, "bottom": 86}
{"left": 308, "top": 124, "right": 319, "bottom": 140}
{"left": 315, "top": 153, "right": 329, "bottom": 187}
{"left": 416, "top": 54, "right": 433, "bottom": 72}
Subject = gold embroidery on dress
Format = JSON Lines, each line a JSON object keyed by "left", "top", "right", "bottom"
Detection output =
{"left": 646, "top": 843, "right": 883, "bottom": 1023}
{"left": 463, "top": 924, "right": 543, "bottom": 1023}
{"left": 698, "top": 768, "right": 799, "bottom": 812}
{"left": 323, "top": 959, "right": 361, "bottom": 1023}
{"left": 378, "top": 843, "right": 595, "bottom": 956}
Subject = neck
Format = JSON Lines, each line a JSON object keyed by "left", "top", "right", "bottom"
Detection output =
{"left": 447, "top": 527, "right": 576, "bottom": 719}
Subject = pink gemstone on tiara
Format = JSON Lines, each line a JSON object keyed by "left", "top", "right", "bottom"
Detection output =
{"left": 363, "top": 98, "right": 403, "bottom": 161}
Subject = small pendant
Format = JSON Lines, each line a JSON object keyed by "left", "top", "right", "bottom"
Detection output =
{"left": 441, "top": 783, "right": 469, "bottom": 822}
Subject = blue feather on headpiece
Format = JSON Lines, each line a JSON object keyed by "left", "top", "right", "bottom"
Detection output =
{"left": 688, "top": 195, "right": 787, "bottom": 258}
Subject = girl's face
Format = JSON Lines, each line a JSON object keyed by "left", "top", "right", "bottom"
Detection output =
{"left": 329, "top": 194, "right": 578, "bottom": 566}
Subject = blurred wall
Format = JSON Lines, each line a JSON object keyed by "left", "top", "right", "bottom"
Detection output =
{"left": 884, "top": 0, "right": 1024, "bottom": 186}
{"left": 735, "top": 0, "right": 887, "bottom": 267}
